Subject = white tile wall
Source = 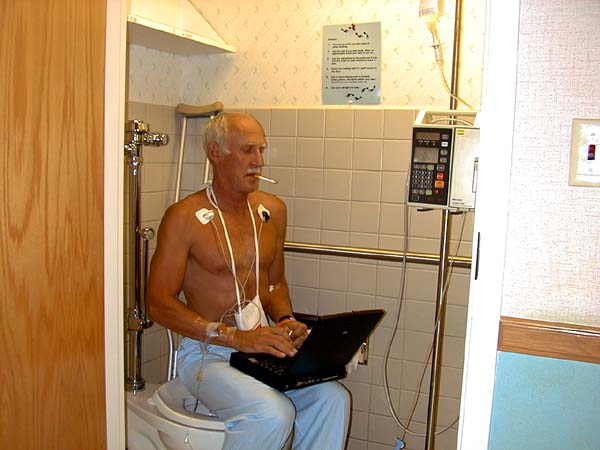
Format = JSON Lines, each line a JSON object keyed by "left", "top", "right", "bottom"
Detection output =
{"left": 383, "top": 140, "right": 412, "bottom": 172}
{"left": 271, "top": 109, "right": 298, "bottom": 137}
{"left": 318, "top": 290, "right": 347, "bottom": 315}
{"left": 295, "top": 168, "right": 323, "bottom": 198}
{"left": 324, "top": 139, "right": 353, "bottom": 169}
{"left": 354, "top": 140, "right": 384, "bottom": 171}
{"left": 354, "top": 110, "right": 385, "bottom": 139}
{"left": 323, "top": 170, "right": 352, "bottom": 200}
{"left": 294, "top": 198, "right": 322, "bottom": 229}
{"left": 350, "top": 232, "right": 380, "bottom": 249}
{"left": 296, "top": 138, "right": 324, "bottom": 168}
{"left": 383, "top": 109, "right": 416, "bottom": 140}
{"left": 127, "top": 103, "right": 474, "bottom": 450}
{"left": 325, "top": 109, "right": 354, "bottom": 138}
{"left": 322, "top": 200, "right": 351, "bottom": 231}
{"left": 297, "top": 109, "right": 325, "bottom": 137}
{"left": 381, "top": 172, "right": 407, "bottom": 204}
{"left": 352, "top": 172, "right": 382, "bottom": 202}
{"left": 269, "top": 137, "right": 296, "bottom": 166}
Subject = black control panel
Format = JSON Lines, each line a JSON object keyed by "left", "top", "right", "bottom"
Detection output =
{"left": 408, "top": 127, "right": 453, "bottom": 207}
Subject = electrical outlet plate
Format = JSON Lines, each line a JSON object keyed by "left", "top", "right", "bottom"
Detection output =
{"left": 357, "top": 341, "right": 369, "bottom": 365}
{"left": 569, "top": 118, "right": 600, "bottom": 187}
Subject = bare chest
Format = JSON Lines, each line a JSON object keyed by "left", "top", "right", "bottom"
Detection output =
{"left": 188, "top": 211, "right": 275, "bottom": 279}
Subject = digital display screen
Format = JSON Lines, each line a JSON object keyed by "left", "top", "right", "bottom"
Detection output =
{"left": 413, "top": 147, "right": 439, "bottom": 163}
{"left": 416, "top": 131, "right": 441, "bottom": 141}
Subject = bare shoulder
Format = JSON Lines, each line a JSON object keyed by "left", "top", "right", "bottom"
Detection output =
{"left": 249, "top": 191, "right": 287, "bottom": 225}
{"left": 158, "top": 190, "right": 209, "bottom": 237}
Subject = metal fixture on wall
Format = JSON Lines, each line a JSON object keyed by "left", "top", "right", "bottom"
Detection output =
{"left": 124, "top": 119, "right": 169, "bottom": 392}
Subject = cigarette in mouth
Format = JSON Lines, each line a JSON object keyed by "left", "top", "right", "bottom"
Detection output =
{"left": 254, "top": 174, "right": 279, "bottom": 184}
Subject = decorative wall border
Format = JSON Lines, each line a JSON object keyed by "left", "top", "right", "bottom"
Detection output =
{"left": 498, "top": 316, "right": 600, "bottom": 364}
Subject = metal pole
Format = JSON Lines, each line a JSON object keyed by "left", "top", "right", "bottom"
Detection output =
{"left": 425, "top": 210, "right": 452, "bottom": 449}
{"left": 425, "top": 0, "right": 464, "bottom": 448}
{"left": 124, "top": 120, "right": 168, "bottom": 392}
{"left": 125, "top": 120, "right": 146, "bottom": 392}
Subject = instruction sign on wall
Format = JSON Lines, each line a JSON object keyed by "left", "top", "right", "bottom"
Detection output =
{"left": 322, "top": 22, "right": 381, "bottom": 105}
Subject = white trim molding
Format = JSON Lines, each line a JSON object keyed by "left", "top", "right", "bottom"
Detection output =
{"left": 104, "top": 0, "right": 127, "bottom": 448}
{"left": 457, "top": 0, "right": 521, "bottom": 449}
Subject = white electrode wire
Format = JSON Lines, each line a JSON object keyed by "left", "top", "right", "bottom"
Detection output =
{"left": 210, "top": 220, "right": 260, "bottom": 298}
{"left": 207, "top": 184, "right": 263, "bottom": 322}
{"left": 382, "top": 177, "right": 466, "bottom": 436}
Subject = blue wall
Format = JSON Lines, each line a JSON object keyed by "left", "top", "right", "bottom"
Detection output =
{"left": 489, "top": 352, "right": 600, "bottom": 450}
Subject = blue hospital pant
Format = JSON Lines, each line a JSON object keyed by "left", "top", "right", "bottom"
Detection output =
{"left": 177, "top": 337, "right": 351, "bottom": 450}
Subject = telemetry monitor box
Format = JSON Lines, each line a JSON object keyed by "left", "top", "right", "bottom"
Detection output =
{"left": 407, "top": 110, "right": 480, "bottom": 211}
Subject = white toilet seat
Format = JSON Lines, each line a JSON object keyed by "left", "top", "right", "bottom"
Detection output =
{"left": 151, "top": 378, "right": 225, "bottom": 430}
{"left": 127, "top": 379, "right": 225, "bottom": 450}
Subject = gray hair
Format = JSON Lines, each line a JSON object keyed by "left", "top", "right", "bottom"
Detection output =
{"left": 202, "top": 113, "right": 230, "bottom": 156}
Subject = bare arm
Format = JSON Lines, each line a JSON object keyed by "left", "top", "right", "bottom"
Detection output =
{"left": 146, "top": 203, "right": 210, "bottom": 341}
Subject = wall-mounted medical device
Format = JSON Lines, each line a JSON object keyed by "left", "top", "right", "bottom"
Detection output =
{"left": 407, "top": 110, "right": 480, "bottom": 211}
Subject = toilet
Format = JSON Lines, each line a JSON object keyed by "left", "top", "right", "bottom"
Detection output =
{"left": 127, "top": 377, "right": 225, "bottom": 450}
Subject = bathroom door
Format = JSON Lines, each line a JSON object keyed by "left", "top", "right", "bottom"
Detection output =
{"left": 0, "top": 0, "right": 109, "bottom": 448}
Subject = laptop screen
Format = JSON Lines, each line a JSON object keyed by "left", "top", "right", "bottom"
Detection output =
{"left": 288, "top": 309, "right": 385, "bottom": 376}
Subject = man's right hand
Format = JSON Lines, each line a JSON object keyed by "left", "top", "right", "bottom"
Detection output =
{"left": 232, "top": 326, "right": 298, "bottom": 358}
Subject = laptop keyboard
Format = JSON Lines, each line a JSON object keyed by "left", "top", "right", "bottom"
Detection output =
{"left": 248, "top": 356, "right": 287, "bottom": 375}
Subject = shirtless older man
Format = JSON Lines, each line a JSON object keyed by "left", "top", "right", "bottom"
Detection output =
{"left": 146, "top": 112, "right": 350, "bottom": 450}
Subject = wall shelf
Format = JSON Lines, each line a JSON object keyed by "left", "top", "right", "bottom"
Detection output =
{"left": 127, "top": 0, "right": 236, "bottom": 55}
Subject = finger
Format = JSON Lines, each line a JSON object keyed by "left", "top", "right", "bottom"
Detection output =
{"left": 269, "top": 335, "right": 297, "bottom": 357}
{"left": 272, "top": 326, "right": 295, "bottom": 343}
{"left": 259, "top": 340, "right": 295, "bottom": 358}
{"left": 293, "top": 333, "right": 308, "bottom": 348}
{"left": 289, "top": 323, "right": 308, "bottom": 339}
{"left": 260, "top": 345, "right": 287, "bottom": 358}
{"left": 251, "top": 328, "right": 296, "bottom": 357}
{"left": 292, "top": 322, "right": 308, "bottom": 334}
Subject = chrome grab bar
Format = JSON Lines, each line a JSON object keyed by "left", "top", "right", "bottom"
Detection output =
{"left": 283, "top": 241, "right": 472, "bottom": 269}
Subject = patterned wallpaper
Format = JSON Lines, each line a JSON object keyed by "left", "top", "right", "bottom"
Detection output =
{"left": 127, "top": 0, "right": 485, "bottom": 107}
{"left": 502, "top": 0, "right": 600, "bottom": 326}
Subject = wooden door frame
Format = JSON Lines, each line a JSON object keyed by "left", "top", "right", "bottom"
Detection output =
{"left": 104, "top": 0, "right": 127, "bottom": 448}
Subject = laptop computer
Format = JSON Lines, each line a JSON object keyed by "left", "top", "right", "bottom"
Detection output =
{"left": 229, "top": 309, "right": 385, "bottom": 391}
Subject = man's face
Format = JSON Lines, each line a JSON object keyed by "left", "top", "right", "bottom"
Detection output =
{"left": 219, "top": 116, "right": 267, "bottom": 193}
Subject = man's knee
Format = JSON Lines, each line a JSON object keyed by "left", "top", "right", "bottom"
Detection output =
{"left": 258, "top": 391, "right": 296, "bottom": 435}
{"left": 322, "top": 382, "right": 351, "bottom": 411}
{"left": 223, "top": 390, "right": 295, "bottom": 449}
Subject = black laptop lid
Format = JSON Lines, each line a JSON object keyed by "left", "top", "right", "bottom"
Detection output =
{"left": 287, "top": 309, "right": 385, "bottom": 377}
